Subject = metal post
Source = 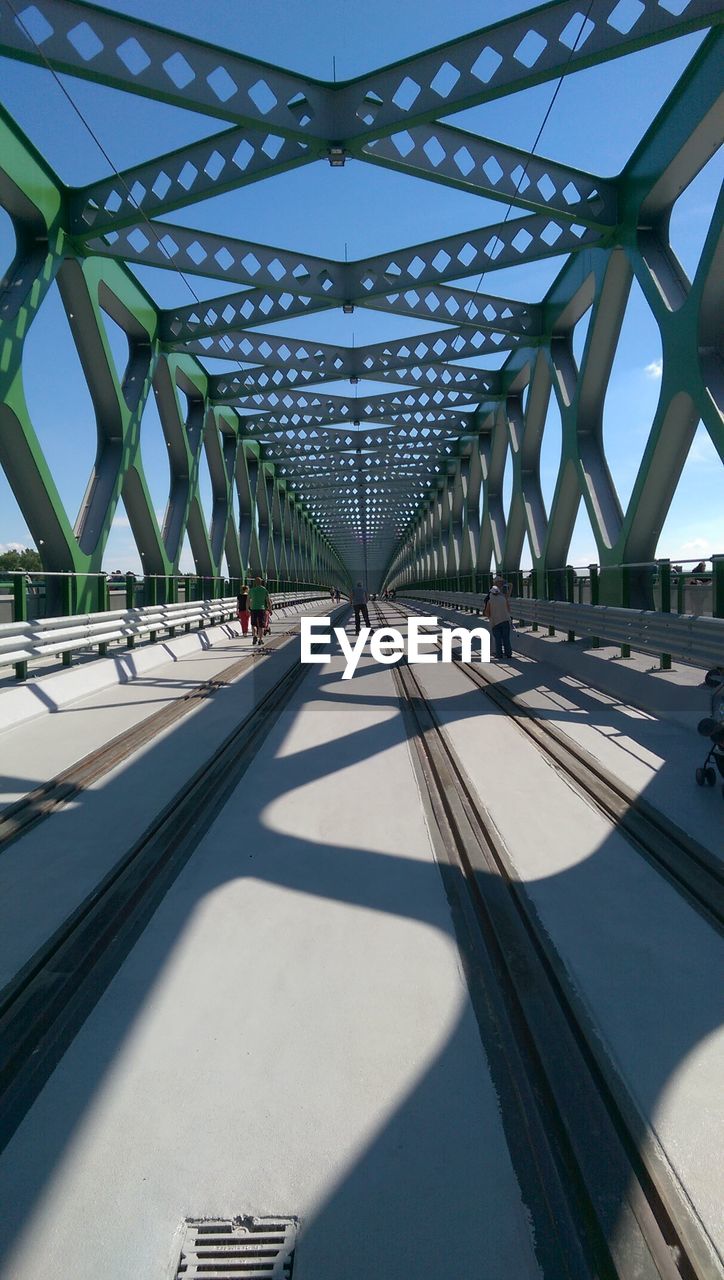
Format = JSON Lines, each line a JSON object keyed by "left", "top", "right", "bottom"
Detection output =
{"left": 61, "top": 574, "right": 73, "bottom": 667}
{"left": 712, "top": 555, "right": 724, "bottom": 619}
{"left": 566, "top": 565, "right": 575, "bottom": 642}
{"left": 545, "top": 570, "right": 555, "bottom": 636}
{"left": 620, "top": 565, "right": 631, "bottom": 658}
{"left": 97, "top": 573, "right": 108, "bottom": 656}
{"left": 146, "top": 575, "right": 158, "bottom": 642}
{"left": 13, "top": 573, "right": 28, "bottom": 682}
{"left": 184, "top": 575, "right": 193, "bottom": 632}
{"left": 125, "top": 573, "right": 136, "bottom": 648}
{"left": 658, "top": 558, "right": 671, "bottom": 670}
{"left": 589, "top": 564, "right": 599, "bottom": 647}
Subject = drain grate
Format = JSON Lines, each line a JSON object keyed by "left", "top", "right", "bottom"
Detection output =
{"left": 175, "top": 1217, "right": 297, "bottom": 1278}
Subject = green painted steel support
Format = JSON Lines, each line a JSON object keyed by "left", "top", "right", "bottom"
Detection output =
{"left": 0, "top": 10, "right": 722, "bottom": 602}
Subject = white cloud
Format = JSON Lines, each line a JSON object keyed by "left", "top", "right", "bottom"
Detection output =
{"left": 644, "top": 359, "right": 663, "bottom": 379}
{"left": 0, "top": 541, "right": 29, "bottom": 553}
{"left": 688, "top": 431, "right": 719, "bottom": 465}
{"left": 111, "top": 514, "right": 131, "bottom": 528}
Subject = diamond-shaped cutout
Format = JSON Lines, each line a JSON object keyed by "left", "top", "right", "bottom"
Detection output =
{"left": 249, "top": 78, "right": 278, "bottom": 114}
{"left": 458, "top": 242, "right": 477, "bottom": 268}
{"left": 511, "top": 164, "right": 530, "bottom": 194}
{"left": 267, "top": 258, "right": 286, "bottom": 282}
{"left": 390, "top": 131, "right": 415, "bottom": 158}
{"left": 207, "top": 66, "right": 237, "bottom": 102}
{"left": 159, "top": 233, "right": 179, "bottom": 258}
{"left": 129, "top": 180, "right": 145, "bottom": 208}
{"left": 151, "top": 171, "right": 172, "bottom": 199}
{"left": 484, "top": 235, "right": 503, "bottom": 260}
{"left": 186, "top": 241, "right": 207, "bottom": 265}
{"left": 393, "top": 76, "right": 421, "bottom": 110}
{"left": 430, "top": 60, "right": 461, "bottom": 98}
{"left": 241, "top": 251, "right": 260, "bottom": 275}
{"left": 470, "top": 45, "right": 503, "bottom": 84}
{"left": 541, "top": 220, "right": 563, "bottom": 245}
{"left": 512, "top": 227, "right": 534, "bottom": 253}
{"left": 483, "top": 156, "right": 504, "bottom": 186}
{"left": 163, "top": 51, "right": 194, "bottom": 89}
{"left": 67, "top": 20, "right": 103, "bottom": 61}
{"left": 432, "top": 249, "right": 451, "bottom": 272}
{"left": 559, "top": 12, "right": 595, "bottom": 48}
{"left": 177, "top": 161, "right": 198, "bottom": 191}
{"left": 422, "top": 139, "right": 457, "bottom": 179}
{"left": 232, "top": 139, "right": 255, "bottom": 171}
{"left": 127, "top": 227, "right": 149, "bottom": 253}
{"left": 116, "top": 36, "right": 150, "bottom": 75}
{"left": 16, "top": 5, "right": 54, "bottom": 46}
{"left": 453, "top": 146, "right": 475, "bottom": 176}
{"left": 215, "top": 247, "right": 235, "bottom": 271}
{"left": 203, "top": 150, "right": 226, "bottom": 181}
{"left": 562, "top": 181, "right": 581, "bottom": 205}
{"left": 261, "top": 133, "right": 284, "bottom": 159}
{"left": 514, "top": 30, "right": 547, "bottom": 68}
{"left": 608, "top": 0, "right": 645, "bottom": 33}
{"left": 535, "top": 173, "right": 555, "bottom": 201}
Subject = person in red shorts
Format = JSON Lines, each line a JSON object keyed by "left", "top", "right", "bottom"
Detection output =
{"left": 236, "top": 581, "right": 250, "bottom": 636}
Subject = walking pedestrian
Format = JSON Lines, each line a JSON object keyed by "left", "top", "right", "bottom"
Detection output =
{"left": 350, "top": 581, "right": 370, "bottom": 634}
{"left": 484, "top": 578, "right": 513, "bottom": 659}
{"left": 334, "top": 587, "right": 341, "bottom": 604}
{"left": 236, "top": 582, "right": 250, "bottom": 637}
{"left": 248, "top": 576, "right": 272, "bottom": 647}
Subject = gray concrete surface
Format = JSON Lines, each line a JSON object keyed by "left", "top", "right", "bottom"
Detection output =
{"left": 398, "top": 599, "right": 723, "bottom": 857}
{"left": 405, "top": 632, "right": 724, "bottom": 1270}
{"left": 0, "top": 647, "right": 541, "bottom": 1280}
{"left": 0, "top": 606, "right": 335, "bottom": 990}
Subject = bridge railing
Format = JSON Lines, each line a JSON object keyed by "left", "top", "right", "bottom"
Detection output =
{"left": 403, "top": 590, "right": 724, "bottom": 672}
{"left": 401, "top": 556, "right": 724, "bottom": 620}
{"left": 0, "top": 589, "right": 328, "bottom": 682}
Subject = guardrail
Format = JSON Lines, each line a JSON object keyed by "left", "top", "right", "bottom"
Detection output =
{"left": 403, "top": 590, "right": 724, "bottom": 671}
{"left": 0, "top": 591, "right": 327, "bottom": 681}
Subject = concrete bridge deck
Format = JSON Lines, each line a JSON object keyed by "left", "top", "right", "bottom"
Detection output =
{"left": 0, "top": 603, "right": 721, "bottom": 1279}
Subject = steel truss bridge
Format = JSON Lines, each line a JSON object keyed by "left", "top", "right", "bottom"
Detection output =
{"left": 0, "top": 0, "right": 722, "bottom": 605}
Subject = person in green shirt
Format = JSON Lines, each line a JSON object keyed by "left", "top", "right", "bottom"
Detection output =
{"left": 248, "top": 576, "right": 272, "bottom": 647}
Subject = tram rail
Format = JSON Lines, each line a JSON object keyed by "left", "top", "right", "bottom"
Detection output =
{"left": 0, "top": 617, "right": 327, "bottom": 1154}
{"left": 382, "top": 600, "right": 724, "bottom": 932}
{"left": 377, "top": 601, "right": 720, "bottom": 1280}
{"left": 0, "top": 618, "right": 316, "bottom": 856}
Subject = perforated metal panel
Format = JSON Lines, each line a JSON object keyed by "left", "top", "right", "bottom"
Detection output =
{"left": 175, "top": 1217, "right": 297, "bottom": 1278}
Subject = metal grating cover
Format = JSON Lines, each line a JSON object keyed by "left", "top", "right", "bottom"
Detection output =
{"left": 175, "top": 1216, "right": 297, "bottom": 1278}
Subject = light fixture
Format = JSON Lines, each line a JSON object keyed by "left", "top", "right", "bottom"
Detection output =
{"left": 349, "top": 375, "right": 359, "bottom": 385}
{"left": 342, "top": 303, "right": 354, "bottom": 314}
{"left": 328, "top": 146, "right": 347, "bottom": 167}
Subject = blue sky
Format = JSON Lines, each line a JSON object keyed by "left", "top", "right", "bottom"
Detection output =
{"left": 0, "top": 0, "right": 722, "bottom": 573}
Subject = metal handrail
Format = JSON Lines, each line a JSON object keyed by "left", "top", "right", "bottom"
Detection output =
{"left": 404, "top": 590, "right": 724, "bottom": 669}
